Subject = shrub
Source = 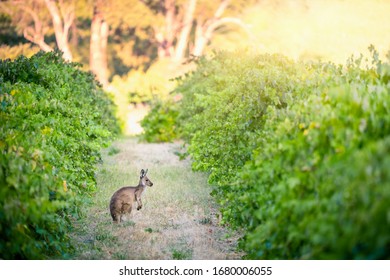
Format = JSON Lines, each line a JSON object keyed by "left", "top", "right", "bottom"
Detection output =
{"left": 235, "top": 55, "right": 390, "bottom": 259}
{"left": 0, "top": 51, "right": 119, "bottom": 258}
{"left": 145, "top": 48, "right": 390, "bottom": 259}
{"left": 140, "top": 99, "right": 179, "bottom": 143}
{"left": 176, "top": 51, "right": 317, "bottom": 186}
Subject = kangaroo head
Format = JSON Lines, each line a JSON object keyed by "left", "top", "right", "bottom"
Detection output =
{"left": 140, "top": 169, "right": 153, "bottom": 187}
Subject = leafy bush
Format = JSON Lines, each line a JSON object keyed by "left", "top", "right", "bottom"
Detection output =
{"left": 144, "top": 48, "right": 390, "bottom": 259}
{"left": 109, "top": 59, "right": 192, "bottom": 130}
{"left": 234, "top": 55, "right": 390, "bottom": 259}
{"left": 176, "top": 51, "right": 317, "bottom": 186}
{"left": 0, "top": 51, "right": 119, "bottom": 259}
{"left": 140, "top": 99, "right": 179, "bottom": 142}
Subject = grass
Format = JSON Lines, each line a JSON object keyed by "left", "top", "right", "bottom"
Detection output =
{"left": 107, "top": 146, "right": 120, "bottom": 156}
{"left": 69, "top": 137, "right": 243, "bottom": 259}
{"left": 172, "top": 247, "right": 193, "bottom": 260}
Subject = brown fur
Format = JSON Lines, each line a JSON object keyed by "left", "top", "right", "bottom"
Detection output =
{"left": 109, "top": 169, "right": 153, "bottom": 223}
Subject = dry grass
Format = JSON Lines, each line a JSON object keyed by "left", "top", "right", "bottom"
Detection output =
{"left": 69, "top": 137, "right": 243, "bottom": 260}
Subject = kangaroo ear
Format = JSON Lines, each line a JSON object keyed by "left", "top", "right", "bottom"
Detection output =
{"left": 145, "top": 169, "right": 148, "bottom": 175}
{"left": 140, "top": 169, "right": 145, "bottom": 178}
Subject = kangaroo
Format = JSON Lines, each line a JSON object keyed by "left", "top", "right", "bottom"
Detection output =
{"left": 109, "top": 169, "right": 153, "bottom": 223}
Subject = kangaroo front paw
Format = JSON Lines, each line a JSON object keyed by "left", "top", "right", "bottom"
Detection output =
{"left": 137, "top": 206, "right": 142, "bottom": 210}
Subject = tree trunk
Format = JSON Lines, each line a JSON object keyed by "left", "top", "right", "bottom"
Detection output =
{"left": 23, "top": 25, "right": 53, "bottom": 53}
{"left": 192, "top": 22, "right": 207, "bottom": 57}
{"left": 155, "top": 29, "right": 169, "bottom": 59}
{"left": 192, "top": 0, "right": 250, "bottom": 57}
{"left": 90, "top": 0, "right": 108, "bottom": 87}
{"left": 71, "top": 21, "right": 78, "bottom": 47}
{"left": 155, "top": 0, "right": 176, "bottom": 60}
{"left": 192, "top": 0, "right": 230, "bottom": 57}
{"left": 165, "top": 0, "right": 175, "bottom": 56}
{"left": 150, "top": 0, "right": 249, "bottom": 61}
{"left": 100, "top": 20, "right": 109, "bottom": 83}
{"left": 173, "top": 0, "right": 196, "bottom": 63}
{"left": 18, "top": 4, "right": 53, "bottom": 53}
{"left": 44, "top": 0, "right": 74, "bottom": 61}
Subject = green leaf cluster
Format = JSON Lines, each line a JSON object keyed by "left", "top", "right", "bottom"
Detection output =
{"left": 177, "top": 51, "right": 311, "bottom": 186}
{"left": 140, "top": 99, "right": 179, "bottom": 143}
{"left": 236, "top": 53, "right": 390, "bottom": 259}
{"left": 146, "top": 48, "right": 390, "bottom": 259}
{"left": 0, "top": 51, "right": 119, "bottom": 259}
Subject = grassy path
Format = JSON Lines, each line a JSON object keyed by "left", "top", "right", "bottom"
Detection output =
{"left": 70, "top": 137, "right": 243, "bottom": 260}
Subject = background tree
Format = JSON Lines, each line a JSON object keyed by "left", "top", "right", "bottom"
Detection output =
{"left": 100, "top": 0, "right": 157, "bottom": 77}
{"left": 1, "top": 0, "right": 252, "bottom": 82}
{"left": 1, "top": 0, "right": 52, "bottom": 52}
{"left": 151, "top": 0, "right": 251, "bottom": 62}
{"left": 44, "top": 0, "right": 74, "bottom": 61}
{"left": 192, "top": 0, "right": 251, "bottom": 57}
{"left": 1, "top": 0, "right": 75, "bottom": 61}
{"left": 106, "top": 0, "right": 251, "bottom": 64}
{"left": 90, "top": 0, "right": 109, "bottom": 86}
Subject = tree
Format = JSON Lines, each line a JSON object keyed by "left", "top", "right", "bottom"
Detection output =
{"left": 44, "top": 0, "right": 74, "bottom": 61}
{"left": 152, "top": 0, "right": 251, "bottom": 62}
{"left": 90, "top": 0, "right": 109, "bottom": 86}
{"left": 1, "top": 0, "right": 252, "bottom": 84}
{"left": 107, "top": 0, "right": 251, "bottom": 64}
{"left": 0, "top": 0, "right": 75, "bottom": 61}
{"left": 173, "top": 0, "right": 196, "bottom": 62}
{"left": 192, "top": 0, "right": 251, "bottom": 57}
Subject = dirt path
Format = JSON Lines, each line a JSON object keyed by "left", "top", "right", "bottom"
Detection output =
{"left": 70, "top": 138, "right": 243, "bottom": 260}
